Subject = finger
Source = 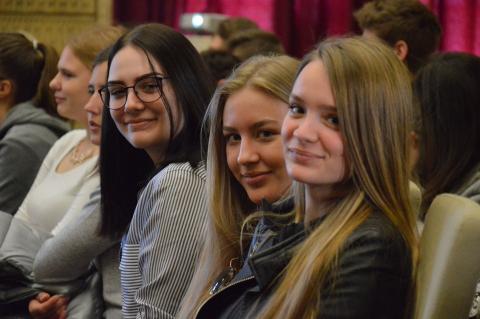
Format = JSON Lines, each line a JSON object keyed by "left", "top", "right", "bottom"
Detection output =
{"left": 30, "top": 295, "right": 64, "bottom": 317}
{"left": 36, "top": 292, "right": 51, "bottom": 302}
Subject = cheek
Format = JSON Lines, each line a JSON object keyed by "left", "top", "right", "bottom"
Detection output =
{"left": 324, "top": 132, "right": 344, "bottom": 156}
{"left": 225, "top": 145, "right": 239, "bottom": 178}
{"left": 281, "top": 117, "right": 295, "bottom": 143}
{"left": 263, "top": 140, "right": 286, "bottom": 170}
{"left": 110, "top": 110, "right": 124, "bottom": 129}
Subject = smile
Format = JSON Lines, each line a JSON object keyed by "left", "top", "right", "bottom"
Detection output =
{"left": 241, "top": 172, "right": 271, "bottom": 186}
{"left": 287, "top": 147, "right": 325, "bottom": 162}
{"left": 126, "top": 119, "right": 155, "bottom": 131}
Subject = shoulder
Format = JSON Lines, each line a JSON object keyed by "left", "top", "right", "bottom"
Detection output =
{"left": 54, "top": 129, "right": 86, "bottom": 145}
{"left": 1, "top": 124, "right": 59, "bottom": 151}
{"left": 455, "top": 164, "right": 480, "bottom": 204}
{"left": 341, "top": 211, "right": 410, "bottom": 271}
{"left": 149, "top": 161, "right": 206, "bottom": 188}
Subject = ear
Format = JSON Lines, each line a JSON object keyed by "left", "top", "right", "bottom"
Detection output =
{"left": 0, "top": 79, "right": 13, "bottom": 99}
{"left": 393, "top": 40, "right": 408, "bottom": 62}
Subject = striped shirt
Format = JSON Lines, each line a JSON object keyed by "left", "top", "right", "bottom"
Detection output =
{"left": 120, "top": 162, "right": 208, "bottom": 319}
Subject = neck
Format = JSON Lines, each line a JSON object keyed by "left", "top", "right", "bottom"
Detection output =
{"left": 304, "top": 183, "right": 349, "bottom": 224}
{"left": 0, "top": 101, "right": 12, "bottom": 125}
{"left": 146, "top": 147, "right": 166, "bottom": 168}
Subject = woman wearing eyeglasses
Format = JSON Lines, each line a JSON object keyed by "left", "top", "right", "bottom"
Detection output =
{"left": 99, "top": 23, "right": 214, "bottom": 318}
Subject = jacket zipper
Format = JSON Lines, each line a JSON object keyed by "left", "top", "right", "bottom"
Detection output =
{"left": 193, "top": 275, "right": 255, "bottom": 318}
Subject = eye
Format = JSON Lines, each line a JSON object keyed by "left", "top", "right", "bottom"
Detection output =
{"left": 137, "top": 78, "right": 160, "bottom": 94}
{"left": 87, "top": 85, "right": 95, "bottom": 96}
{"left": 257, "top": 130, "right": 276, "bottom": 140}
{"left": 108, "top": 85, "right": 126, "bottom": 99}
{"left": 60, "top": 70, "right": 74, "bottom": 78}
{"left": 288, "top": 104, "right": 305, "bottom": 116}
{"left": 224, "top": 133, "right": 241, "bottom": 144}
{"left": 325, "top": 114, "right": 340, "bottom": 128}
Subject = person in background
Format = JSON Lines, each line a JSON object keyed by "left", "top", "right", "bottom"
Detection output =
{"left": 0, "top": 33, "right": 69, "bottom": 216}
{"left": 200, "top": 49, "right": 240, "bottom": 86}
{"left": 354, "top": 0, "right": 442, "bottom": 74}
{"left": 178, "top": 55, "right": 299, "bottom": 318}
{"left": 227, "top": 29, "right": 285, "bottom": 62}
{"left": 210, "top": 17, "right": 258, "bottom": 51}
{"left": 0, "top": 25, "right": 123, "bottom": 318}
{"left": 192, "top": 37, "right": 417, "bottom": 319}
{"left": 29, "top": 46, "right": 124, "bottom": 319}
{"left": 414, "top": 52, "right": 480, "bottom": 318}
{"left": 99, "top": 23, "right": 214, "bottom": 318}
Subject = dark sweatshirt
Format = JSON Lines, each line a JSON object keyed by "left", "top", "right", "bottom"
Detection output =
{"left": 0, "top": 102, "right": 69, "bottom": 215}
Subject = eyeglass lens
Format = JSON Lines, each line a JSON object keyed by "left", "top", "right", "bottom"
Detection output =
{"left": 102, "top": 76, "right": 165, "bottom": 109}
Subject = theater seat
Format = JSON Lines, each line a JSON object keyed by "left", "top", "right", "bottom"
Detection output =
{"left": 414, "top": 194, "right": 480, "bottom": 319}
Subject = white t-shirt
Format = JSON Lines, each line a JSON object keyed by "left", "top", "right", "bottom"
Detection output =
{"left": 15, "top": 129, "right": 99, "bottom": 235}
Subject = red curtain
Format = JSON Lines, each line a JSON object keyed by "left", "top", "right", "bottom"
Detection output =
{"left": 114, "top": 0, "right": 480, "bottom": 57}
{"left": 421, "top": 0, "right": 480, "bottom": 55}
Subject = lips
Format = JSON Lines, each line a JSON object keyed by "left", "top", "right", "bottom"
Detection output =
{"left": 241, "top": 171, "right": 271, "bottom": 186}
{"left": 88, "top": 120, "right": 100, "bottom": 129}
{"left": 287, "top": 147, "right": 324, "bottom": 162}
{"left": 54, "top": 96, "right": 66, "bottom": 105}
{"left": 126, "top": 118, "right": 155, "bottom": 131}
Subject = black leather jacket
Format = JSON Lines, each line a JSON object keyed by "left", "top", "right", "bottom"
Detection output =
{"left": 195, "top": 209, "right": 412, "bottom": 319}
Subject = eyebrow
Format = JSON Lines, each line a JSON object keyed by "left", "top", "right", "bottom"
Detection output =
{"left": 107, "top": 72, "right": 165, "bottom": 85}
{"left": 223, "top": 119, "right": 281, "bottom": 132}
{"left": 289, "top": 93, "right": 337, "bottom": 111}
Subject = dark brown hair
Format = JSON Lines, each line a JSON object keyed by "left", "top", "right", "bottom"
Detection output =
{"left": 414, "top": 53, "right": 480, "bottom": 216}
{"left": 0, "top": 33, "right": 59, "bottom": 117}
{"left": 354, "top": 0, "right": 442, "bottom": 73}
{"left": 216, "top": 17, "right": 258, "bottom": 41}
{"left": 227, "top": 29, "right": 285, "bottom": 62}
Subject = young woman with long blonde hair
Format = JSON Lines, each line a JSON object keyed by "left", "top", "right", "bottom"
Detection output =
{"left": 190, "top": 37, "right": 418, "bottom": 319}
{"left": 178, "top": 55, "right": 299, "bottom": 318}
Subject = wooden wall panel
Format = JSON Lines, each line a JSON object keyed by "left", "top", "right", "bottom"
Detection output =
{"left": 0, "top": 0, "right": 112, "bottom": 53}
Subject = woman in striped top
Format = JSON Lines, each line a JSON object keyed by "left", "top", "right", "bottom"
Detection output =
{"left": 98, "top": 23, "right": 214, "bottom": 318}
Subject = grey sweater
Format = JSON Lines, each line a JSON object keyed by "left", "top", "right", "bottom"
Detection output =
{"left": 0, "top": 101, "right": 69, "bottom": 214}
{"left": 33, "top": 187, "right": 122, "bottom": 318}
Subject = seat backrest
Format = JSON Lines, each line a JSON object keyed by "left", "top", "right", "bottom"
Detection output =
{"left": 415, "top": 193, "right": 480, "bottom": 319}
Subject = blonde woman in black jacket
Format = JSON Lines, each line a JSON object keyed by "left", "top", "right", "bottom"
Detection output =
{"left": 187, "top": 37, "right": 418, "bottom": 319}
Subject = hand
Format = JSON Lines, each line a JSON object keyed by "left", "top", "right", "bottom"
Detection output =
{"left": 28, "top": 292, "right": 68, "bottom": 319}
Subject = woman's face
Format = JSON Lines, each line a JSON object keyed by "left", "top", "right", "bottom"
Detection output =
{"left": 49, "top": 46, "right": 91, "bottom": 125}
{"left": 282, "top": 59, "right": 346, "bottom": 191}
{"left": 84, "top": 61, "right": 107, "bottom": 146}
{"left": 223, "top": 87, "right": 291, "bottom": 204}
{"left": 107, "top": 45, "right": 179, "bottom": 164}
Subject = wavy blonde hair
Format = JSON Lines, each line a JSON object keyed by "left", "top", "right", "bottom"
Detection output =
{"left": 254, "top": 37, "right": 418, "bottom": 319}
{"left": 177, "top": 55, "right": 299, "bottom": 318}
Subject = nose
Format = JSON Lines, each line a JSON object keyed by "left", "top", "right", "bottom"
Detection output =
{"left": 49, "top": 72, "right": 60, "bottom": 91}
{"left": 292, "top": 115, "right": 319, "bottom": 143}
{"left": 124, "top": 88, "right": 144, "bottom": 113}
{"left": 84, "top": 92, "right": 102, "bottom": 114}
{"left": 237, "top": 138, "right": 260, "bottom": 165}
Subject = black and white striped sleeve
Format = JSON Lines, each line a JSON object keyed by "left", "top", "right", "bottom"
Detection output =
{"left": 133, "top": 163, "right": 208, "bottom": 319}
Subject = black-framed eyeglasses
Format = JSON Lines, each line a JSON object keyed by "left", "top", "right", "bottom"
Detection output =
{"left": 99, "top": 74, "right": 169, "bottom": 110}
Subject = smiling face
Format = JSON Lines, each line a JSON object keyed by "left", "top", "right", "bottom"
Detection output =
{"left": 223, "top": 87, "right": 291, "bottom": 204}
{"left": 282, "top": 59, "right": 346, "bottom": 193}
{"left": 84, "top": 61, "right": 107, "bottom": 146}
{"left": 107, "top": 45, "right": 179, "bottom": 163}
{"left": 49, "top": 46, "right": 91, "bottom": 125}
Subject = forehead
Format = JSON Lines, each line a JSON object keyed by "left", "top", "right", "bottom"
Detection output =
{"left": 108, "top": 45, "right": 164, "bottom": 81}
{"left": 223, "top": 87, "right": 287, "bottom": 125}
{"left": 58, "top": 46, "right": 87, "bottom": 71}
{"left": 291, "top": 59, "right": 334, "bottom": 107}
{"left": 90, "top": 62, "right": 108, "bottom": 85}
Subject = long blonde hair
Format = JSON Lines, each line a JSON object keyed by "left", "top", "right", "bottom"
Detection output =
{"left": 177, "top": 55, "right": 299, "bottom": 318}
{"left": 256, "top": 37, "right": 418, "bottom": 318}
